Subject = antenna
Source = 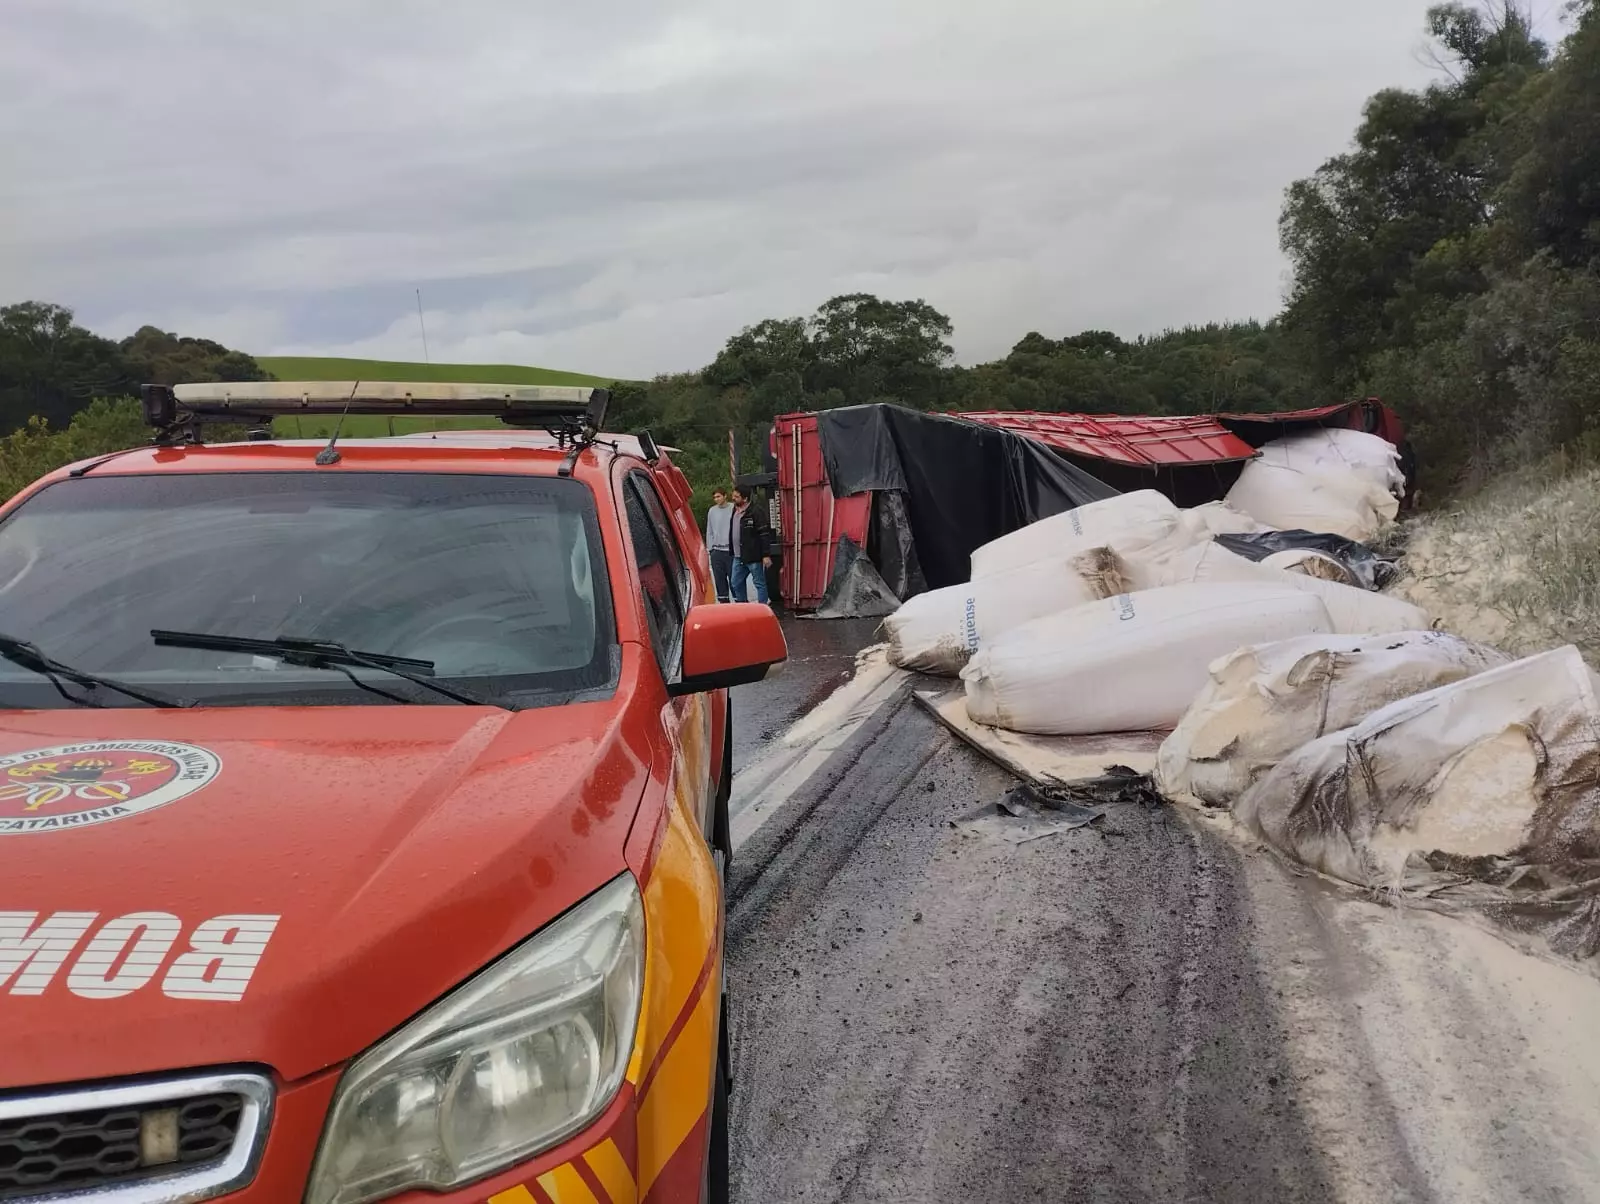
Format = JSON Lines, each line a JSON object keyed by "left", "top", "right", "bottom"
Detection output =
{"left": 315, "top": 381, "right": 360, "bottom": 466}
{"left": 416, "top": 289, "right": 431, "bottom": 364}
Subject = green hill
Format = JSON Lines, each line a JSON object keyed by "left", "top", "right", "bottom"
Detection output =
{"left": 253, "top": 356, "right": 623, "bottom": 438}
{"left": 255, "top": 356, "right": 616, "bottom": 388}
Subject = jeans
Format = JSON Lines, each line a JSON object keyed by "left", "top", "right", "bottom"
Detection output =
{"left": 730, "top": 558, "right": 770, "bottom": 605}
{"left": 709, "top": 549, "right": 733, "bottom": 603}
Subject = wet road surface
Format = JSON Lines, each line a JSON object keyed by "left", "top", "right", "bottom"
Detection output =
{"left": 725, "top": 684, "right": 1330, "bottom": 1203}
{"left": 723, "top": 626, "right": 1600, "bottom": 1203}
{"left": 730, "top": 617, "right": 881, "bottom": 773}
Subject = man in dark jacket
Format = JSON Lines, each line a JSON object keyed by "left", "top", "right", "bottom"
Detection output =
{"left": 729, "top": 487, "right": 772, "bottom": 605}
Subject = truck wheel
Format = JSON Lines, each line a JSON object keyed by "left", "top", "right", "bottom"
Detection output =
{"left": 704, "top": 993, "right": 731, "bottom": 1204}
{"left": 712, "top": 698, "right": 733, "bottom": 871}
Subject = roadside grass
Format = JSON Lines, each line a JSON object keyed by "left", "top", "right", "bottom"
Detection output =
{"left": 1394, "top": 461, "right": 1600, "bottom": 662}
{"left": 255, "top": 356, "right": 617, "bottom": 388}
{"left": 270, "top": 414, "right": 511, "bottom": 438}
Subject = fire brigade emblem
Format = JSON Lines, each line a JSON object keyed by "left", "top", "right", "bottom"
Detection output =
{"left": 0, "top": 741, "right": 222, "bottom": 834}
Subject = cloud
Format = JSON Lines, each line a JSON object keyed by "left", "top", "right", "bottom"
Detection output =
{"left": 0, "top": 0, "right": 1501, "bottom": 377}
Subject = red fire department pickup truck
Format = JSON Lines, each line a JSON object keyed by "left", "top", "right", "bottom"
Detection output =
{"left": 0, "top": 381, "right": 786, "bottom": 1204}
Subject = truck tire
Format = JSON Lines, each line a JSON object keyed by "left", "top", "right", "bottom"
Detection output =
{"left": 705, "top": 1007, "right": 731, "bottom": 1204}
{"left": 701, "top": 962, "right": 732, "bottom": 1204}
{"left": 712, "top": 697, "right": 733, "bottom": 870}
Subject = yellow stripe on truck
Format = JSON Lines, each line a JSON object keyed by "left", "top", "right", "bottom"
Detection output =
{"left": 536, "top": 1163, "right": 600, "bottom": 1204}
{"left": 585, "top": 1140, "right": 639, "bottom": 1203}
{"left": 488, "top": 1188, "right": 538, "bottom": 1204}
{"left": 636, "top": 967, "right": 718, "bottom": 1195}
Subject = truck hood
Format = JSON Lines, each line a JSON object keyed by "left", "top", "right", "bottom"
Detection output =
{"left": 0, "top": 699, "right": 651, "bottom": 1090}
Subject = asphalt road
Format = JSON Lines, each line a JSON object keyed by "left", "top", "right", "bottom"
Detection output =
{"left": 730, "top": 617, "right": 882, "bottom": 773}
{"left": 723, "top": 622, "right": 1600, "bottom": 1204}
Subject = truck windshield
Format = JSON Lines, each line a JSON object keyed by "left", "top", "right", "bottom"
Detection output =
{"left": 0, "top": 472, "right": 617, "bottom": 709}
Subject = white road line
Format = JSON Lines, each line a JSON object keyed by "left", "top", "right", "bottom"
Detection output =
{"left": 730, "top": 654, "right": 908, "bottom": 851}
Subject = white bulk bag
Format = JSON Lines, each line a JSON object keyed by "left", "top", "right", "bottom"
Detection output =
{"left": 1133, "top": 541, "right": 1427, "bottom": 636}
{"left": 1225, "top": 459, "right": 1400, "bottom": 543}
{"left": 883, "top": 587, "right": 973, "bottom": 675}
{"left": 882, "top": 552, "right": 1124, "bottom": 676}
{"left": 1256, "top": 428, "right": 1405, "bottom": 496}
{"left": 1233, "top": 646, "right": 1600, "bottom": 905}
{"left": 1176, "top": 501, "right": 1272, "bottom": 539}
{"left": 961, "top": 583, "right": 1334, "bottom": 736}
{"left": 970, "top": 490, "right": 1180, "bottom": 580}
{"left": 1155, "top": 631, "right": 1510, "bottom": 807}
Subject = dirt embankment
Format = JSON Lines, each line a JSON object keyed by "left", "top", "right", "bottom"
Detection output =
{"left": 1394, "top": 465, "right": 1600, "bottom": 662}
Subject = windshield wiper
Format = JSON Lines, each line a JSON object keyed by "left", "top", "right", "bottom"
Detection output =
{"left": 150, "top": 630, "right": 515, "bottom": 710}
{"left": 0, "top": 634, "right": 194, "bottom": 709}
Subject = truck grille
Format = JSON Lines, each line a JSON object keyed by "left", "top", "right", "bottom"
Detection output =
{"left": 0, "top": 1072, "right": 271, "bottom": 1203}
{"left": 0, "top": 1094, "right": 241, "bottom": 1197}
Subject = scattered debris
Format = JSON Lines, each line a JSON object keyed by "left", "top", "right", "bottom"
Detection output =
{"left": 1000, "top": 781, "right": 1111, "bottom": 823}
{"left": 957, "top": 795, "right": 1104, "bottom": 845}
{"left": 954, "top": 774, "right": 1165, "bottom": 845}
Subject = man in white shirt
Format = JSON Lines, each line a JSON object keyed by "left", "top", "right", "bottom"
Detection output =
{"left": 704, "top": 487, "right": 735, "bottom": 603}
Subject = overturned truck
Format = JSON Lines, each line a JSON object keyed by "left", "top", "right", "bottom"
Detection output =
{"left": 766, "top": 399, "right": 1413, "bottom": 617}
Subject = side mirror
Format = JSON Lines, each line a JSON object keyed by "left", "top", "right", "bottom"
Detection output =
{"left": 669, "top": 603, "right": 787, "bottom": 696}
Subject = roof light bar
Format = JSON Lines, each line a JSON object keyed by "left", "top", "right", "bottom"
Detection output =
{"left": 140, "top": 381, "right": 611, "bottom": 438}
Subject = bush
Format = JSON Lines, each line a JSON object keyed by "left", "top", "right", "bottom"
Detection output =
{"left": 0, "top": 397, "right": 148, "bottom": 502}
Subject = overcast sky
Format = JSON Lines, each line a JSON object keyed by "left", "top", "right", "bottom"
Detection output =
{"left": 0, "top": 1, "right": 1572, "bottom": 378}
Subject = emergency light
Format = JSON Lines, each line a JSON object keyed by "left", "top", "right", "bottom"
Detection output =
{"left": 140, "top": 381, "right": 612, "bottom": 443}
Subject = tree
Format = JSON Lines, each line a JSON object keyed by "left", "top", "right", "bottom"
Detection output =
{"left": 119, "top": 326, "right": 273, "bottom": 386}
{"left": 704, "top": 317, "right": 812, "bottom": 424}
{"left": 0, "top": 302, "right": 133, "bottom": 430}
{"left": 1059, "top": 330, "right": 1129, "bottom": 359}
{"left": 705, "top": 317, "right": 811, "bottom": 389}
{"left": 1499, "top": 1, "right": 1600, "bottom": 266}
{"left": 1280, "top": 3, "right": 1548, "bottom": 386}
{"left": 0, "top": 304, "right": 274, "bottom": 436}
{"left": 807, "top": 294, "right": 954, "bottom": 408}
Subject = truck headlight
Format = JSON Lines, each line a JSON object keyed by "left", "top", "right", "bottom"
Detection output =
{"left": 306, "top": 874, "right": 645, "bottom": 1204}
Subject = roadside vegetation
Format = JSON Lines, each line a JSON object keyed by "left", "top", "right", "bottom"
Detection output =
{"left": 1396, "top": 456, "right": 1600, "bottom": 662}
{"left": 0, "top": 398, "right": 148, "bottom": 500}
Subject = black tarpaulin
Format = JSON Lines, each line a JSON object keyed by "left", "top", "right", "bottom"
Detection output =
{"left": 1215, "top": 529, "right": 1399, "bottom": 591}
{"left": 811, "top": 535, "right": 901, "bottom": 620}
{"left": 866, "top": 490, "right": 925, "bottom": 600}
{"left": 816, "top": 405, "right": 1118, "bottom": 594}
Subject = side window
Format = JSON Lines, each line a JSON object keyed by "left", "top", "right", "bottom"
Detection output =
{"left": 630, "top": 472, "right": 693, "bottom": 607}
{"left": 623, "top": 475, "right": 688, "bottom": 676}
